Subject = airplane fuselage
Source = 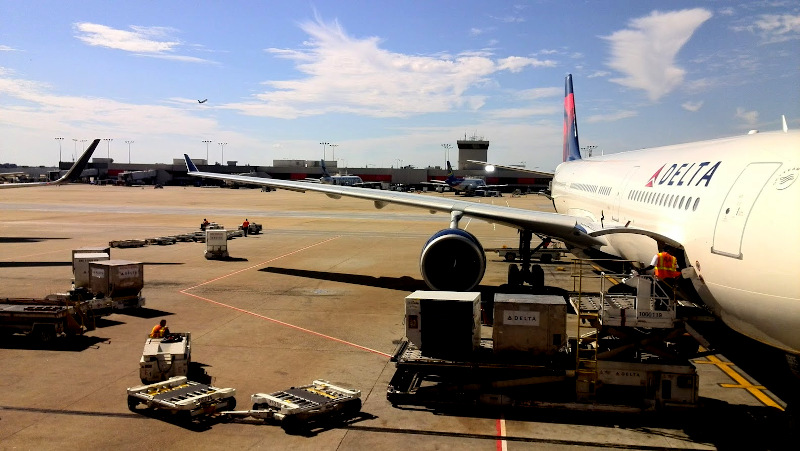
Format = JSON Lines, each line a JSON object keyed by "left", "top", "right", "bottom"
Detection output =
{"left": 552, "top": 130, "right": 800, "bottom": 354}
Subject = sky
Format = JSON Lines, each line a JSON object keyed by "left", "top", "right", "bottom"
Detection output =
{"left": 1, "top": 1, "right": 798, "bottom": 170}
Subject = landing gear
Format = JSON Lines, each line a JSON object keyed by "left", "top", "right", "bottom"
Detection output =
{"left": 506, "top": 230, "right": 545, "bottom": 290}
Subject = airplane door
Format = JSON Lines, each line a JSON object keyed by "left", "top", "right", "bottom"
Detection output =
{"left": 712, "top": 162, "right": 780, "bottom": 259}
{"left": 612, "top": 166, "right": 638, "bottom": 222}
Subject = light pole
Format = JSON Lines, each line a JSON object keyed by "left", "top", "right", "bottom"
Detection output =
{"left": 329, "top": 144, "right": 339, "bottom": 161}
{"left": 218, "top": 142, "right": 227, "bottom": 164}
{"left": 125, "top": 140, "right": 134, "bottom": 164}
{"left": 441, "top": 143, "right": 452, "bottom": 167}
{"left": 202, "top": 140, "right": 212, "bottom": 163}
{"left": 80, "top": 139, "right": 87, "bottom": 162}
{"left": 319, "top": 142, "right": 329, "bottom": 161}
{"left": 103, "top": 138, "right": 113, "bottom": 159}
{"left": 72, "top": 139, "right": 78, "bottom": 161}
{"left": 581, "top": 145, "right": 596, "bottom": 158}
{"left": 54, "top": 137, "right": 64, "bottom": 163}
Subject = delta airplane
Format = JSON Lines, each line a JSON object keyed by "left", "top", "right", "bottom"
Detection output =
{"left": 305, "top": 160, "right": 380, "bottom": 187}
{"left": 183, "top": 75, "right": 800, "bottom": 365}
{"left": 0, "top": 139, "right": 99, "bottom": 189}
{"left": 426, "top": 161, "right": 505, "bottom": 195}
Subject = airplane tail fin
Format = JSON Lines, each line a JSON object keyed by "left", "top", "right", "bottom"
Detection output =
{"left": 445, "top": 161, "right": 457, "bottom": 183}
{"left": 184, "top": 154, "right": 199, "bottom": 173}
{"left": 56, "top": 139, "right": 100, "bottom": 184}
{"left": 320, "top": 159, "right": 331, "bottom": 178}
{"left": 563, "top": 74, "right": 581, "bottom": 162}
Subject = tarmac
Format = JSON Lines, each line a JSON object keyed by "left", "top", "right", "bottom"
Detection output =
{"left": 0, "top": 185, "right": 794, "bottom": 450}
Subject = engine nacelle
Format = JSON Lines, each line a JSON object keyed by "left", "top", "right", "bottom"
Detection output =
{"left": 419, "top": 229, "right": 486, "bottom": 291}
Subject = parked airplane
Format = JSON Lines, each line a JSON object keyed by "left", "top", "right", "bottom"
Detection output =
{"left": 305, "top": 160, "right": 380, "bottom": 187}
{"left": 426, "top": 161, "right": 504, "bottom": 195}
{"left": 0, "top": 139, "right": 100, "bottom": 189}
{"left": 183, "top": 75, "right": 800, "bottom": 364}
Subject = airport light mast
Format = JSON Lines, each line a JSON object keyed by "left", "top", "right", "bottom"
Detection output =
{"left": 202, "top": 140, "right": 212, "bottom": 163}
{"left": 319, "top": 142, "right": 329, "bottom": 161}
{"left": 218, "top": 142, "right": 227, "bottom": 164}
{"left": 329, "top": 143, "right": 339, "bottom": 161}
{"left": 126, "top": 140, "right": 134, "bottom": 164}
{"left": 441, "top": 143, "right": 452, "bottom": 168}
{"left": 72, "top": 138, "right": 78, "bottom": 161}
{"left": 80, "top": 139, "right": 87, "bottom": 162}
{"left": 54, "top": 137, "right": 64, "bottom": 163}
{"left": 103, "top": 138, "right": 113, "bottom": 160}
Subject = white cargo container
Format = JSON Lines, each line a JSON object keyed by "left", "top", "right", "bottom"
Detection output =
{"left": 205, "top": 229, "right": 229, "bottom": 259}
{"left": 89, "top": 260, "right": 144, "bottom": 298}
{"left": 405, "top": 291, "right": 481, "bottom": 359}
{"left": 72, "top": 252, "right": 110, "bottom": 288}
{"left": 492, "top": 294, "right": 567, "bottom": 356}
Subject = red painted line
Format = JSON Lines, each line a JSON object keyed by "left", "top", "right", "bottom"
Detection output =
{"left": 180, "top": 236, "right": 392, "bottom": 358}
{"left": 496, "top": 417, "right": 507, "bottom": 451}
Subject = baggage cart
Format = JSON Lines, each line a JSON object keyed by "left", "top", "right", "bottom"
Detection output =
{"left": 126, "top": 376, "right": 236, "bottom": 420}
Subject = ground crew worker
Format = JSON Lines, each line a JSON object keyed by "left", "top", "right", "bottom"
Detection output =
{"left": 242, "top": 218, "right": 250, "bottom": 237}
{"left": 149, "top": 319, "right": 169, "bottom": 338}
{"left": 201, "top": 218, "right": 210, "bottom": 231}
{"left": 651, "top": 247, "right": 681, "bottom": 281}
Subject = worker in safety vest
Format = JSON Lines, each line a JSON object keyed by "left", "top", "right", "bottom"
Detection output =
{"left": 149, "top": 319, "right": 170, "bottom": 338}
{"left": 650, "top": 248, "right": 681, "bottom": 281}
{"left": 242, "top": 218, "right": 250, "bottom": 237}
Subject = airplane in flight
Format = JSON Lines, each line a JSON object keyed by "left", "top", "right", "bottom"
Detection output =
{"left": 183, "top": 75, "right": 800, "bottom": 366}
{"left": 0, "top": 139, "right": 100, "bottom": 189}
{"left": 425, "top": 161, "right": 505, "bottom": 195}
{"left": 198, "top": 99, "right": 208, "bottom": 104}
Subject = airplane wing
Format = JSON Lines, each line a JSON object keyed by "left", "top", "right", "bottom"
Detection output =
{"left": 183, "top": 154, "right": 604, "bottom": 248}
{"left": 467, "top": 160, "right": 554, "bottom": 177}
{"left": 0, "top": 139, "right": 100, "bottom": 189}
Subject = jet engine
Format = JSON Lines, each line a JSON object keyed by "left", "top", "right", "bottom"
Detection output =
{"left": 419, "top": 228, "right": 486, "bottom": 291}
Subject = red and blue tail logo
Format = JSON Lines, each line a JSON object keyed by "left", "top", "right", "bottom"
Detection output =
{"left": 563, "top": 74, "right": 581, "bottom": 162}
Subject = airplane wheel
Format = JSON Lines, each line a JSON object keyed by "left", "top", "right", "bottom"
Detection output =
{"left": 528, "top": 264, "right": 544, "bottom": 289}
{"left": 504, "top": 253, "right": 516, "bottom": 262}
{"left": 508, "top": 264, "right": 520, "bottom": 285}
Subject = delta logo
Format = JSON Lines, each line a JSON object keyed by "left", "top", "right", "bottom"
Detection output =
{"left": 646, "top": 161, "right": 721, "bottom": 188}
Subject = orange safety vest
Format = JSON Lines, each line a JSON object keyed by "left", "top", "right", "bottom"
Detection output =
{"left": 654, "top": 252, "right": 680, "bottom": 280}
{"left": 150, "top": 324, "right": 165, "bottom": 338}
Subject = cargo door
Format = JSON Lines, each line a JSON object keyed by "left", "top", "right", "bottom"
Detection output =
{"left": 712, "top": 162, "right": 780, "bottom": 259}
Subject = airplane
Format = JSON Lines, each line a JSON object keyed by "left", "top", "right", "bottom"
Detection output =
{"left": 0, "top": 139, "right": 100, "bottom": 189}
{"left": 304, "top": 160, "right": 381, "bottom": 187}
{"left": 425, "top": 161, "right": 505, "bottom": 195}
{"left": 198, "top": 99, "right": 208, "bottom": 104}
{"left": 182, "top": 74, "right": 800, "bottom": 366}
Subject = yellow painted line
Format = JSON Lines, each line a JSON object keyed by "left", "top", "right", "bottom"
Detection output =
{"left": 693, "top": 351, "right": 784, "bottom": 410}
{"left": 589, "top": 262, "right": 620, "bottom": 285}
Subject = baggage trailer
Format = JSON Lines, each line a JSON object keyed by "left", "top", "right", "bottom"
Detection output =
{"left": 222, "top": 380, "right": 361, "bottom": 430}
{"left": 0, "top": 302, "right": 86, "bottom": 343}
{"left": 126, "top": 376, "right": 236, "bottom": 420}
{"left": 139, "top": 333, "right": 192, "bottom": 384}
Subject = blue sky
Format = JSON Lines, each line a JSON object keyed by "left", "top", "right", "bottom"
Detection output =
{"left": 1, "top": 1, "right": 798, "bottom": 170}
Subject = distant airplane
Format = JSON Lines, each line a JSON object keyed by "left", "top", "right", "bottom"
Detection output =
{"left": 182, "top": 74, "right": 800, "bottom": 367}
{"left": 425, "top": 161, "right": 505, "bottom": 195}
{"left": 305, "top": 160, "right": 380, "bottom": 187}
{"left": 0, "top": 139, "right": 99, "bottom": 189}
{"left": 198, "top": 99, "right": 208, "bottom": 104}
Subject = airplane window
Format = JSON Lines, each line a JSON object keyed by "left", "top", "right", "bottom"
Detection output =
{"left": 671, "top": 195, "right": 678, "bottom": 208}
{"left": 693, "top": 198, "right": 700, "bottom": 211}
{"left": 679, "top": 196, "right": 685, "bottom": 209}
{"left": 658, "top": 193, "right": 664, "bottom": 205}
{"left": 685, "top": 197, "right": 692, "bottom": 210}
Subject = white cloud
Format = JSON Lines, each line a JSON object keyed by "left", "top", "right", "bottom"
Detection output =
{"left": 736, "top": 14, "right": 800, "bottom": 43}
{"left": 603, "top": 8, "right": 713, "bottom": 101}
{"left": 222, "top": 18, "right": 551, "bottom": 119}
{"left": 585, "top": 110, "right": 638, "bottom": 123}
{"left": 736, "top": 107, "right": 759, "bottom": 125}
{"left": 1, "top": 45, "right": 20, "bottom": 52}
{"left": 73, "top": 23, "right": 214, "bottom": 63}
{"left": 587, "top": 70, "right": 610, "bottom": 78}
{"left": 517, "top": 87, "right": 562, "bottom": 100}
{"left": 681, "top": 100, "right": 704, "bottom": 112}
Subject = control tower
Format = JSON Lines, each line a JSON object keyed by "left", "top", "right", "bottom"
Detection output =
{"left": 456, "top": 134, "right": 489, "bottom": 170}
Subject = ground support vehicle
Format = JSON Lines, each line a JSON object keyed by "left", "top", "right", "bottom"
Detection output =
{"left": 126, "top": 376, "right": 236, "bottom": 421}
{"left": 140, "top": 332, "right": 192, "bottom": 383}
{"left": 0, "top": 302, "right": 87, "bottom": 343}
{"left": 238, "top": 222, "right": 262, "bottom": 235}
{"left": 222, "top": 380, "right": 361, "bottom": 430}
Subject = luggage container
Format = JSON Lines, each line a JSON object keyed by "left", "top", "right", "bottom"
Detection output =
{"left": 205, "top": 229, "right": 229, "bottom": 259}
{"left": 404, "top": 291, "right": 481, "bottom": 359}
{"left": 493, "top": 294, "right": 567, "bottom": 357}
{"left": 72, "top": 252, "right": 110, "bottom": 289}
{"left": 89, "top": 260, "right": 144, "bottom": 298}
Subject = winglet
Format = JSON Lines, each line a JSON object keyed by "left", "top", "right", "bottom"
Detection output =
{"left": 184, "top": 154, "right": 199, "bottom": 173}
{"left": 563, "top": 74, "right": 581, "bottom": 162}
{"left": 56, "top": 138, "right": 100, "bottom": 184}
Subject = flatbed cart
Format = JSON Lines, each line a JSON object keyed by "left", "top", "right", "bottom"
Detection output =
{"left": 221, "top": 380, "right": 361, "bottom": 430}
{"left": 127, "top": 376, "right": 236, "bottom": 420}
